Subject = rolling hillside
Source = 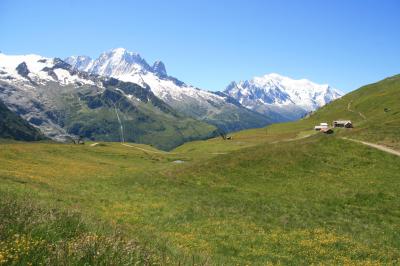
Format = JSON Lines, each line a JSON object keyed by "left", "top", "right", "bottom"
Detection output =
{"left": 306, "top": 74, "right": 400, "bottom": 148}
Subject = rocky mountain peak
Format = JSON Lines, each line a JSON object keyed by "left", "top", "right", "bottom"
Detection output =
{"left": 152, "top": 60, "right": 167, "bottom": 77}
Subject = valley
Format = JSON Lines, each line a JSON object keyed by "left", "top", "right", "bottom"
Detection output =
{"left": 1, "top": 74, "right": 399, "bottom": 264}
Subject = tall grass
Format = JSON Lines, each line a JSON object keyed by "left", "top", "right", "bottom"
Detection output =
{"left": 0, "top": 192, "right": 155, "bottom": 265}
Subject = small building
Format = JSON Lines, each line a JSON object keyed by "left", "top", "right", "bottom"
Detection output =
{"left": 314, "top": 122, "right": 329, "bottom": 131}
{"left": 333, "top": 120, "right": 352, "bottom": 128}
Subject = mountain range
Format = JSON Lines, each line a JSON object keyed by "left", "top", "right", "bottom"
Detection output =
{"left": 0, "top": 48, "right": 343, "bottom": 149}
{"left": 224, "top": 73, "right": 343, "bottom": 121}
{"left": 0, "top": 53, "right": 218, "bottom": 149}
{"left": 65, "top": 48, "right": 271, "bottom": 132}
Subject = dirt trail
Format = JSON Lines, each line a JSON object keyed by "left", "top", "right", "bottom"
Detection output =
{"left": 121, "top": 143, "right": 176, "bottom": 154}
{"left": 270, "top": 134, "right": 312, "bottom": 144}
{"left": 342, "top": 137, "right": 400, "bottom": 157}
{"left": 122, "top": 143, "right": 231, "bottom": 156}
{"left": 347, "top": 101, "right": 367, "bottom": 120}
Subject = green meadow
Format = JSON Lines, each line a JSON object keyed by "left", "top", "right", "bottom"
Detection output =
{"left": 1, "top": 75, "right": 400, "bottom": 264}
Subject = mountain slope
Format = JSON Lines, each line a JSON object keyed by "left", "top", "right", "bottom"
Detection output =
{"left": 65, "top": 48, "right": 272, "bottom": 132}
{"left": 0, "top": 99, "right": 46, "bottom": 141}
{"left": 0, "top": 53, "right": 217, "bottom": 150}
{"left": 308, "top": 74, "right": 399, "bottom": 146}
{"left": 224, "top": 73, "right": 343, "bottom": 121}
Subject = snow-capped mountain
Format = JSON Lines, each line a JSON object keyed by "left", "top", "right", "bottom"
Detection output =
{"left": 65, "top": 48, "right": 271, "bottom": 131}
{"left": 0, "top": 52, "right": 219, "bottom": 149}
{"left": 224, "top": 73, "right": 343, "bottom": 121}
{"left": 65, "top": 48, "right": 225, "bottom": 102}
{"left": 0, "top": 53, "right": 96, "bottom": 87}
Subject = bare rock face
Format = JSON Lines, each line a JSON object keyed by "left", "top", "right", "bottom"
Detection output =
{"left": 152, "top": 60, "right": 167, "bottom": 77}
{"left": 16, "top": 62, "right": 30, "bottom": 78}
{"left": 0, "top": 99, "right": 46, "bottom": 141}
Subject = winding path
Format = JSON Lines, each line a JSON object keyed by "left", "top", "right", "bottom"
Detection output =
{"left": 347, "top": 101, "right": 367, "bottom": 120}
{"left": 341, "top": 137, "right": 400, "bottom": 157}
{"left": 121, "top": 143, "right": 177, "bottom": 154}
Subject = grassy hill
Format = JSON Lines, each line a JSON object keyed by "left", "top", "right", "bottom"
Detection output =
{"left": 0, "top": 75, "right": 399, "bottom": 264}
{"left": 0, "top": 100, "right": 46, "bottom": 141}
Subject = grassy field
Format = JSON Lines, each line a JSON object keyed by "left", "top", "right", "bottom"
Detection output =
{"left": 1, "top": 133, "right": 400, "bottom": 264}
{"left": 1, "top": 75, "right": 399, "bottom": 264}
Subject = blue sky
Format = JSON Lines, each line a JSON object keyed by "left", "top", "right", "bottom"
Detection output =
{"left": 1, "top": 0, "right": 399, "bottom": 92}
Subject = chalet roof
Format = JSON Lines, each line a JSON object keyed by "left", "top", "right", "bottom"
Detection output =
{"left": 333, "top": 120, "right": 352, "bottom": 124}
{"left": 315, "top": 125, "right": 328, "bottom": 129}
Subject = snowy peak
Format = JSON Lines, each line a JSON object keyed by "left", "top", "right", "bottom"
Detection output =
{"left": 64, "top": 55, "right": 93, "bottom": 72}
{"left": 0, "top": 53, "right": 95, "bottom": 86}
{"left": 65, "top": 48, "right": 154, "bottom": 82}
{"left": 65, "top": 48, "right": 225, "bottom": 103}
{"left": 98, "top": 48, "right": 144, "bottom": 65}
{"left": 225, "top": 73, "right": 343, "bottom": 120}
{"left": 225, "top": 81, "right": 238, "bottom": 91}
{"left": 0, "top": 53, "right": 52, "bottom": 76}
{"left": 90, "top": 48, "right": 151, "bottom": 77}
